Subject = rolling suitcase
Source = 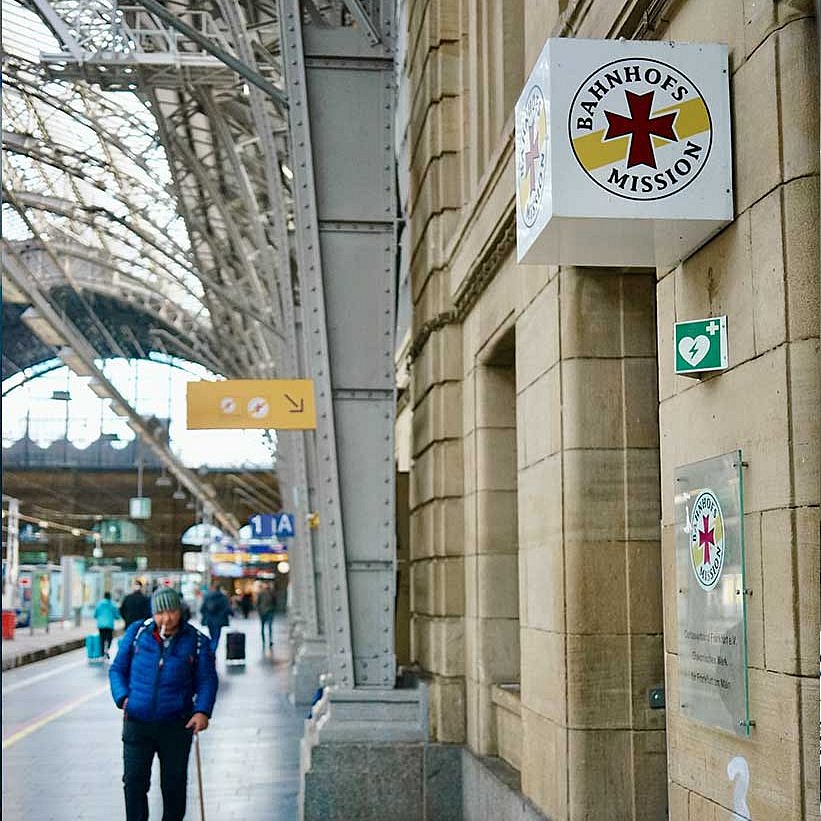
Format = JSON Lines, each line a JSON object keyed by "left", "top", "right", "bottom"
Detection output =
{"left": 85, "top": 634, "right": 103, "bottom": 663}
{"left": 225, "top": 631, "right": 245, "bottom": 664}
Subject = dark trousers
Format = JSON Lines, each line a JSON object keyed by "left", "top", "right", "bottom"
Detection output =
{"left": 99, "top": 627, "right": 113, "bottom": 655}
{"left": 122, "top": 718, "right": 193, "bottom": 821}
{"left": 260, "top": 613, "right": 274, "bottom": 647}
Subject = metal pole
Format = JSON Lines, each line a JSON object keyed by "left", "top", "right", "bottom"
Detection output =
{"left": 194, "top": 733, "right": 206, "bottom": 821}
{"left": 3, "top": 498, "right": 20, "bottom": 610}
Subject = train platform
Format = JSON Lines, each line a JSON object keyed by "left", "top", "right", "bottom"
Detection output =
{"left": 2, "top": 613, "right": 303, "bottom": 820}
{"left": 1, "top": 617, "right": 105, "bottom": 671}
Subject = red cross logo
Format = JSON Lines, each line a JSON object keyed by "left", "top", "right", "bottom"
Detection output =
{"left": 603, "top": 90, "right": 678, "bottom": 169}
{"left": 524, "top": 121, "right": 541, "bottom": 193}
{"left": 697, "top": 515, "right": 715, "bottom": 565}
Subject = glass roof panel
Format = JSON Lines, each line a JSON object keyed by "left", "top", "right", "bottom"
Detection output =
{"left": 2, "top": 0, "right": 212, "bottom": 335}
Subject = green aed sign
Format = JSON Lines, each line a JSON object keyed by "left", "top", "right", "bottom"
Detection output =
{"left": 675, "top": 315, "right": 728, "bottom": 376}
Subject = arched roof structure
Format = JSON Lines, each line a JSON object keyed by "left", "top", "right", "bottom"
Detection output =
{"left": 1, "top": 0, "right": 304, "bottom": 384}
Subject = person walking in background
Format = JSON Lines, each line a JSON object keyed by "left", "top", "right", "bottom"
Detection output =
{"left": 240, "top": 590, "right": 253, "bottom": 619}
{"left": 110, "top": 587, "right": 218, "bottom": 821}
{"left": 256, "top": 582, "right": 277, "bottom": 651}
{"left": 200, "top": 581, "right": 231, "bottom": 649}
{"left": 94, "top": 591, "right": 119, "bottom": 658}
{"left": 119, "top": 580, "right": 151, "bottom": 627}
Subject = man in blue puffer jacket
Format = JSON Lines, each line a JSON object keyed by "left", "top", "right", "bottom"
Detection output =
{"left": 110, "top": 587, "right": 218, "bottom": 821}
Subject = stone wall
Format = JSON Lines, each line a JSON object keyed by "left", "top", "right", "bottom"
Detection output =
{"left": 658, "top": 2, "right": 820, "bottom": 818}
{"left": 401, "top": 1, "right": 819, "bottom": 819}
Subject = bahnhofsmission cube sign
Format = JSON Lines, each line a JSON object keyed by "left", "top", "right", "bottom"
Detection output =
{"left": 516, "top": 38, "right": 732, "bottom": 268}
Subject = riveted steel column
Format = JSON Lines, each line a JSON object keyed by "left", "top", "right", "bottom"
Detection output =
{"left": 280, "top": 0, "right": 355, "bottom": 689}
{"left": 279, "top": 0, "right": 397, "bottom": 689}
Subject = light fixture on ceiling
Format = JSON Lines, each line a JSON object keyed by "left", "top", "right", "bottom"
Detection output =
{"left": 172, "top": 487, "right": 186, "bottom": 501}
{"left": 156, "top": 469, "right": 172, "bottom": 487}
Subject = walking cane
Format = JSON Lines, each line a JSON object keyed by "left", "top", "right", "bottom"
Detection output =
{"left": 194, "top": 732, "right": 206, "bottom": 821}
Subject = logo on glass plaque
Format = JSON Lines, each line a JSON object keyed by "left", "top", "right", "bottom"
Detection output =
{"left": 689, "top": 489, "right": 725, "bottom": 590}
{"left": 516, "top": 85, "right": 549, "bottom": 227}
{"left": 568, "top": 58, "right": 712, "bottom": 201}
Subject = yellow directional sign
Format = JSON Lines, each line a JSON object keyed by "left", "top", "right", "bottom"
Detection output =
{"left": 186, "top": 379, "right": 317, "bottom": 430}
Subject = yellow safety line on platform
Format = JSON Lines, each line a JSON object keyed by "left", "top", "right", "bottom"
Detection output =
{"left": 2, "top": 683, "right": 110, "bottom": 749}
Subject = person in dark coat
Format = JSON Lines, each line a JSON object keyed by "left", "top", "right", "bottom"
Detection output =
{"left": 119, "top": 580, "right": 152, "bottom": 627}
{"left": 256, "top": 582, "right": 277, "bottom": 650}
{"left": 110, "top": 587, "right": 218, "bottom": 821}
{"left": 200, "top": 582, "right": 231, "bottom": 649}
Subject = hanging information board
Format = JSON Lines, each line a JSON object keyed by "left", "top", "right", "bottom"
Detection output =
{"left": 675, "top": 451, "right": 751, "bottom": 736}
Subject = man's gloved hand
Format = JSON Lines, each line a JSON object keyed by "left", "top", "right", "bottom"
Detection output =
{"left": 186, "top": 712, "right": 209, "bottom": 733}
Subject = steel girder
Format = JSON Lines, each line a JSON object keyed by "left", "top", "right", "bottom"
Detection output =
{"left": 280, "top": 0, "right": 398, "bottom": 689}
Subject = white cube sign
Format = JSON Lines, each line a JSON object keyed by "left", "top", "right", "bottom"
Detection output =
{"left": 516, "top": 38, "right": 732, "bottom": 269}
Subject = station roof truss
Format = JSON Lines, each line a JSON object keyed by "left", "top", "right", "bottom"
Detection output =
{"left": 2, "top": 0, "right": 390, "bottom": 529}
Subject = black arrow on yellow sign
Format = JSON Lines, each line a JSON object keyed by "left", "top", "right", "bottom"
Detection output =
{"left": 284, "top": 393, "right": 304, "bottom": 413}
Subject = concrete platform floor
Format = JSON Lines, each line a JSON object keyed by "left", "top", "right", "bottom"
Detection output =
{"left": 2, "top": 617, "right": 106, "bottom": 670}
{"left": 2, "top": 613, "right": 303, "bottom": 820}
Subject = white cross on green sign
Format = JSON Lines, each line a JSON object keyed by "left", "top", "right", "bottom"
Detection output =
{"left": 675, "top": 316, "right": 728, "bottom": 376}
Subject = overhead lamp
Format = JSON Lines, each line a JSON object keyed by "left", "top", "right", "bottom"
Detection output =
{"left": 20, "top": 307, "right": 66, "bottom": 346}
{"left": 185, "top": 500, "right": 196, "bottom": 510}
{"left": 155, "top": 470, "right": 172, "bottom": 487}
{"left": 57, "top": 346, "right": 96, "bottom": 377}
{"left": 172, "top": 487, "right": 186, "bottom": 501}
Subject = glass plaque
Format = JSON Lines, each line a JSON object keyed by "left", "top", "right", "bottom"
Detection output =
{"left": 675, "top": 450, "right": 751, "bottom": 736}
